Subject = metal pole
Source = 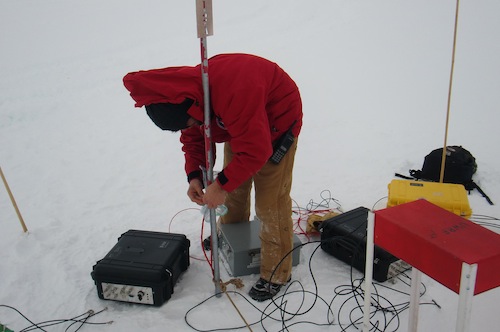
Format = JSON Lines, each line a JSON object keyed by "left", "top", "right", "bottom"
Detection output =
{"left": 362, "top": 211, "right": 375, "bottom": 332}
{"left": 408, "top": 268, "right": 422, "bottom": 332}
{"left": 196, "top": 0, "right": 221, "bottom": 296}
{"left": 456, "top": 262, "right": 477, "bottom": 332}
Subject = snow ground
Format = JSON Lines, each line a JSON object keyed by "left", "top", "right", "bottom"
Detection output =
{"left": 1, "top": 0, "right": 500, "bottom": 331}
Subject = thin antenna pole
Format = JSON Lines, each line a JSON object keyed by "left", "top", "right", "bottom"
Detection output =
{"left": 196, "top": 0, "right": 221, "bottom": 296}
{"left": 0, "top": 167, "right": 28, "bottom": 233}
{"left": 440, "top": 0, "right": 461, "bottom": 183}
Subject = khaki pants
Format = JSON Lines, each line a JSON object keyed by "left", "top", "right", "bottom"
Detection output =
{"left": 219, "top": 139, "right": 298, "bottom": 285}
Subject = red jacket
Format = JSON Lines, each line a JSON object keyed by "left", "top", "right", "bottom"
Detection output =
{"left": 124, "top": 53, "right": 302, "bottom": 192}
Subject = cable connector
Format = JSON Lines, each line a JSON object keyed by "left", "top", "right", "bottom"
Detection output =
{"left": 306, "top": 211, "right": 340, "bottom": 233}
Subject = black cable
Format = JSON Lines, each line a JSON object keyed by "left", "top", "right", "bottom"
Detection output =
{"left": 262, "top": 242, "right": 336, "bottom": 331}
{"left": 184, "top": 236, "right": 438, "bottom": 332}
{"left": 470, "top": 214, "right": 500, "bottom": 230}
{"left": 471, "top": 214, "right": 499, "bottom": 221}
{"left": 0, "top": 305, "right": 45, "bottom": 332}
{"left": 315, "top": 206, "right": 439, "bottom": 332}
{"left": 184, "top": 241, "right": 342, "bottom": 332}
{"left": 371, "top": 196, "right": 388, "bottom": 211}
{"left": 185, "top": 195, "right": 442, "bottom": 331}
{"left": 305, "top": 189, "right": 342, "bottom": 213}
{"left": 0, "top": 305, "right": 112, "bottom": 332}
{"left": 474, "top": 221, "right": 500, "bottom": 230}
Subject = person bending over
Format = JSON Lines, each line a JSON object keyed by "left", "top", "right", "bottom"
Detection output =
{"left": 124, "top": 53, "right": 303, "bottom": 301}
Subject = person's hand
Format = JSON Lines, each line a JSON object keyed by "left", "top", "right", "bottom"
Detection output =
{"left": 203, "top": 181, "right": 227, "bottom": 208}
{"left": 187, "top": 178, "right": 204, "bottom": 205}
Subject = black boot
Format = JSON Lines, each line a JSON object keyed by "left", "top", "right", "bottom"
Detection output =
{"left": 248, "top": 278, "right": 286, "bottom": 301}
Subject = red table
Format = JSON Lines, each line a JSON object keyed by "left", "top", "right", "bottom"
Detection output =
{"left": 362, "top": 199, "right": 500, "bottom": 332}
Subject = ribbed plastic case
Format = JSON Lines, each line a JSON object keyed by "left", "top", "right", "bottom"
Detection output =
{"left": 91, "top": 230, "right": 190, "bottom": 306}
{"left": 320, "top": 207, "right": 409, "bottom": 282}
{"left": 387, "top": 179, "right": 472, "bottom": 218}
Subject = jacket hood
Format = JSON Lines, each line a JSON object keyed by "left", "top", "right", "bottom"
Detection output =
{"left": 123, "top": 65, "right": 204, "bottom": 120}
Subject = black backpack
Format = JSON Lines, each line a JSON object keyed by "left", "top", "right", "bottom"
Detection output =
{"left": 396, "top": 146, "right": 493, "bottom": 205}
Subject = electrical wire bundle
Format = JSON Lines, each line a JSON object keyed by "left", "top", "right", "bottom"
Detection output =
{"left": 178, "top": 191, "right": 451, "bottom": 331}
{"left": 470, "top": 214, "right": 500, "bottom": 231}
{"left": 184, "top": 236, "right": 440, "bottom": 332}
{"left": 0, "top": 305, "right": 111, "bottom": 332}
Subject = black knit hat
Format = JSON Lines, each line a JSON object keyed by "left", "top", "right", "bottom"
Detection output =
{"left": 145, "top": 98, "right": 194, "bottom": 132}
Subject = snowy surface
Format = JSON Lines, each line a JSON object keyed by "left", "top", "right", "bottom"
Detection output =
{"left": 1, "top": 0, "right": 499, "bottom": 331}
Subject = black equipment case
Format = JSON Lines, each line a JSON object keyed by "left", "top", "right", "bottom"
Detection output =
{"left": 91, "top": 230, "right": 190, "bottom": 306}
{"left": 320, "top": 207, "right": 409, "bottom": 282}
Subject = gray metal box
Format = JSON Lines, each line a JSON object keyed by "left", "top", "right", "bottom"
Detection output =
{"left": 219, "top": 219, "right": 302, "bottom": 277}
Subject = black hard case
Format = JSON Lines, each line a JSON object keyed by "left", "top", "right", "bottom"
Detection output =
{"left": 91, "top": 230, "right": 190, "bottom": 306}
{"left": 320, "top": 207, "right": 401, "bottom": 282}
